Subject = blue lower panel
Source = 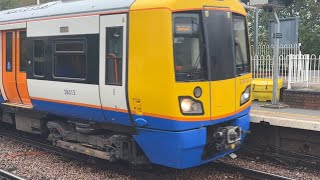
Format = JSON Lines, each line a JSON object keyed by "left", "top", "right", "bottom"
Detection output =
{"left": 31, "top": 98, "right": 250, "bottom": 131}
{"left": 31, "top": 99, "right": 132, "bottom": 126}
{"left": 0, "top": 95, "right": 4, "bottom": 104}
{"left": 134, "top": 114, "right": 250, "bottom": 169}
{"left": 132, "top": 107, "right": 251, "bottom": 131}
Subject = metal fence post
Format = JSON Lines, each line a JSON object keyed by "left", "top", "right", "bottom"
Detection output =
{"left": 306, "top": 54, "right": 310, "bottom": 87}
{"left": 288, "top": 54, "right": 292, "bottom": 90}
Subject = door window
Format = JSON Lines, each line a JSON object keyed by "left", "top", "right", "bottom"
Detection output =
{"left": 6, "top": 32, "right": 13, "bottom": 72}
{"left": 20, "top": 31, "right": 27, "bottom": 72}
{"left": 105, "top": 27, "right": 123, "bottom": 85}
{"left": 204, "top": 10, "right": 235, "bottom": 81}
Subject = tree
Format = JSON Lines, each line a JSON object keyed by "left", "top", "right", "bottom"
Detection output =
{"left": 0, "top": 0, "right": 56, "bottom": 10}
{"left": 0, "top": 0, "right": 19, "bottom": 10}
{"left": 249, "top": 0, "right": 320, "bottom": 55}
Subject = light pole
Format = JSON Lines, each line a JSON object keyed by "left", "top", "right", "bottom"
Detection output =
{"left": 272, "top": 7, "right": 280, "bottom": 105}
{"left": 37, "top": 0, "right": 40, "bottom": 5}
{"left": 254, "top": 8, "right": 259, "bottom": 56}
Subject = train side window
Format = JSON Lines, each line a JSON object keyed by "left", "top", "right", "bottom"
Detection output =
{"left": 105, "top": 27, "right": 123, "bottom": 86}
{"left": 54, "top": 40, "right": 87, "bottom": 79}
{"left": 20, "top": 31, "right": 27, "bottom": 72}
{"left": 33, "top": 40, "right": 45, "bottom": 77}
{"left": 6, "top": 32, "right": 13, "bottom": 72}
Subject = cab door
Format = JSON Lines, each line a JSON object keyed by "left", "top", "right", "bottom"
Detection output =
{"left": 99, "top": 14, "right": 133, "bottom": 126}
{"left": 203, "top": 8, "right": 236, "bottom": 120}
{"left": 2, "top": 30, "right": 32, "bottom": 107}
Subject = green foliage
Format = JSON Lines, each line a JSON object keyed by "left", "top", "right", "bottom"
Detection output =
{"left": 1, "top": 0, "right": 319, "bottom": 55}
{"left": 0, "top": 0, "right": 55, "bottom": 10}
{"left": 0, "top": 0, "right": 19, "bottom": 10}
{"left": 249, "top": 0, "right": 320, "bottom": 55}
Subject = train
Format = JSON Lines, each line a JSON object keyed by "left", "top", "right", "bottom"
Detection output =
{"left": 0, "top": 0, "right": 251, "bottom": 169}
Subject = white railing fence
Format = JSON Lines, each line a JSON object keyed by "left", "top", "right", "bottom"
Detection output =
{"left": 252, "top": 55, "right": 289, "bottom": 81}
{"left": 251, "top": 43, "right": 301, "bottom": 57}
{"left": 251, "top": 43, "right": 320, "bottom": 89}
{"left": 288, "top": 54, "right": 320, "bottom": 89}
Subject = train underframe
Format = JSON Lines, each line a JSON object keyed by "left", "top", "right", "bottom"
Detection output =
{"left": 0, "top": 105, "right": 250, "bottom": 169}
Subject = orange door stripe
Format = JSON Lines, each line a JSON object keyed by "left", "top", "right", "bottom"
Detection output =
{"left": 2, "top": 31, "right": 22, "bottom": 103}
{"left": 30, "top": 96, "right": 128, "bottom": 113}
{"left": 31, "top": 96, "right": 102, "bottom": 109}
{"left": 16, "top": 30, "right": 32, "bottom": 105}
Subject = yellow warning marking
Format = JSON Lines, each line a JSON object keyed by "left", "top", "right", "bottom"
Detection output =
{"left": 251, "top": 110, "right": 320, "bottom": 120}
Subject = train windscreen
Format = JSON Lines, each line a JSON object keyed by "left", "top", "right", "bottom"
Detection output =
{"left": 173, "top": 13, "right": 208, "bottom": 82}
{"left": 173, "top": 11, "right": 250, "bottom": 82}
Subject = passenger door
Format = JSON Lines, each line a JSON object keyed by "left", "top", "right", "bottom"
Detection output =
{"left": 99, "top": 14, "right": 132, "bottom": 126}
{"left": 2, "top": 30, "right": 32, "bottom": 107}
{"left": 16, "top": 30, "right": 32, "bottom": 105}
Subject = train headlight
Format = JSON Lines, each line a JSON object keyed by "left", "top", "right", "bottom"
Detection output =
{"left": 240, "top": 85, "right": 251, "bottom": 106}
{"left": 179, "top": 97, "right": 204, "bottom": 115}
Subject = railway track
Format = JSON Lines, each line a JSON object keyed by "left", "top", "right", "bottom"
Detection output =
{"left": 0, "top": 169, "right": 24, "bottom": 180}
{"left": 0, "top": 127, "right": 297, "bottom": 180}
{"left": 215, "top": 161, "right": 295, "bottom": 180}
{"left": 0, "top": 129, "right": 170, "bottom": 180}
{"left": 240, "top": 145, "right": 320, "bottom": 170}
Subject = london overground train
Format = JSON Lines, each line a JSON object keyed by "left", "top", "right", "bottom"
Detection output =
{"left": 0, "top": 0, "right": 251, "bottom": 169}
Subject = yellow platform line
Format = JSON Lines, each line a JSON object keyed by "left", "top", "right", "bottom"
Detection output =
{"left": 251, "top": 109, "right": 320, "bottom": 120}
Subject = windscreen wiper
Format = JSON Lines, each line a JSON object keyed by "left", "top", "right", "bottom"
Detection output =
{"left": 187, "top": 43, "right": 206, "bottom": 79}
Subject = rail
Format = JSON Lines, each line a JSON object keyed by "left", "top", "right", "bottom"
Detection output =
{"left": 215, "top": 161, "right": 295, "bottom": 180}
{"left": 0, "top": 169, "right": 24, "bottom": 180}
{"left": 0, "top": 128, "right": 170, "bottom": 180}
{"left": 240, "top": 144, "right": 320, "bottom": 170}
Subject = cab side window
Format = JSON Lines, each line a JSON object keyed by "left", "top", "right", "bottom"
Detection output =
{"left": 105, "top": 27, "right": 123, "bottom": 85}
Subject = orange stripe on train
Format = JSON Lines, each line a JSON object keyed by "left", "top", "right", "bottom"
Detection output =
{"left": 30, "top": 96, "right": 250, "bottom": 122}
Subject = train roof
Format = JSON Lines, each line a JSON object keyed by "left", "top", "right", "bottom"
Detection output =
{"left": 0, "top": 0, "right": 135, "bottom": 23}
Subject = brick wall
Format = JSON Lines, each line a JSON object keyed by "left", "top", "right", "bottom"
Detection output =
{"left": 283, "top": 90, "right": 320, "bottom": 110}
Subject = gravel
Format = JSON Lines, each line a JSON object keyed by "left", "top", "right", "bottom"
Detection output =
{"left": 0, "top": 136, "right": 134, "bottom": 180}
{"left": 221, "top": 153, "right": 320, "bottom": 180}
{"left": 159, "top": 165, "right": 241, "bottom": 180}
{"left": 1, "top": 134, "right": 317, "bottom": 180}
{"left": 0, "top": 135, "right": 240, "bottom": 180}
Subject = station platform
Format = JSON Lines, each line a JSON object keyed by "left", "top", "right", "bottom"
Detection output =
{"left": 250, "top": 101, "right": 320, "bottom": 131}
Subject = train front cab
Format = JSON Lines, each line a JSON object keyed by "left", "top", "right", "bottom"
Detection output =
{"left": 129, "top": 1, "right": 252, "bottom": 169}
